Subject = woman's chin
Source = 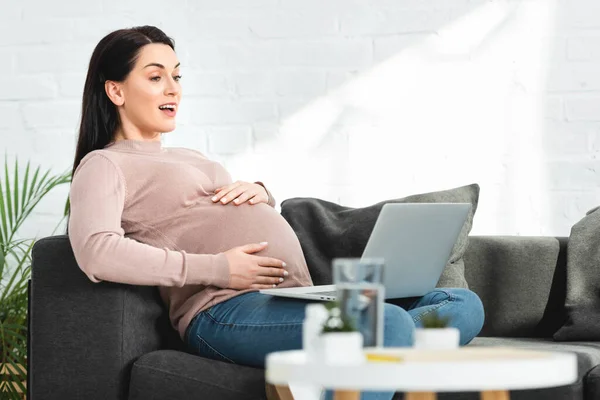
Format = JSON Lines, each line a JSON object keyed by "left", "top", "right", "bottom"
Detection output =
{"left": 159, "top": 123, "right": 177, "bottom": 133}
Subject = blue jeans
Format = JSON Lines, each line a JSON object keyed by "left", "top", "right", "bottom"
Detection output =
{"left": 184, "top": 288, "right": 485, "bottom": 400}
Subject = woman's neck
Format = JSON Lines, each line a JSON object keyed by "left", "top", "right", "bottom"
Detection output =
{"left": 113, "top": 128, "right": 161, "bottom": 142}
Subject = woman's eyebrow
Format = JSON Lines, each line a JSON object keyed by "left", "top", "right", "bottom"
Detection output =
{"left": 143, "top": 62, "right": 181, "bottom": 69}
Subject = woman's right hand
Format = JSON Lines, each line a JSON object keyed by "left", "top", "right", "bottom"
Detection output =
{"left": 224, "top": 242, "right": 288, "bottom": 289}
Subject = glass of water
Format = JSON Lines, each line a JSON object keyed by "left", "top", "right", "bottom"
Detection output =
{"left": 333, "top": 258, "right": 385, "bottom": 348}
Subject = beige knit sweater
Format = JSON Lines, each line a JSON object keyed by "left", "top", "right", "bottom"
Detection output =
{"left": 68, "top": 139, "right": 313, "bottom": 339}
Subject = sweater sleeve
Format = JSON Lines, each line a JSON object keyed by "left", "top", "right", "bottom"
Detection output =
{"left": 254, "top": 181, "right": 276, "bottom": 208}
{"left": 68, "top": 153, "right": 230, "bottom": 288}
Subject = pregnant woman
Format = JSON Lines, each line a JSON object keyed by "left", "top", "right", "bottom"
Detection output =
{"left": 68, "top": 25, "right": 484, "bottom": 400}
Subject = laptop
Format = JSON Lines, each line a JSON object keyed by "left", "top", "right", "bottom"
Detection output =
{"left": 260, "top": 202, "right": 471, "bottom": 301}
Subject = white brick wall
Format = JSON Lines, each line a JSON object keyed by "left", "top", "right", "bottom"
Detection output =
{"left": 2, "top": 0, "right": 600, "bottom": 239}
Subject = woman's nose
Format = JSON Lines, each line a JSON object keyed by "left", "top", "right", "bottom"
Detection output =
{"left": 165, "top": 77, "right": 180, "bottom": 96}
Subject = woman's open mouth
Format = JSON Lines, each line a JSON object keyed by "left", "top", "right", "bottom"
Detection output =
{"left": 159, "top": 103, "right": 177, "bottom": 118}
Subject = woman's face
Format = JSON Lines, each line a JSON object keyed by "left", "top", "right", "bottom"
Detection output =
{"left": 107, "top": 43, "right": 182, "bottom": 138}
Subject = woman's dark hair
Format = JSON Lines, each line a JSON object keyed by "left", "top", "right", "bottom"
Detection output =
{"left": 72, "top": 25, "right": 175, "bottom": 177}
{"left": 66, "top": 26, "right": 174, "bottom": 234}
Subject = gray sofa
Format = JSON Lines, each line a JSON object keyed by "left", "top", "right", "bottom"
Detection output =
{"left": 29, "top": 235, "right": 600, "bottom": 400}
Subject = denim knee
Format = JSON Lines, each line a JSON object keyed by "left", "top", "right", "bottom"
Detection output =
{"left": 383, "top": 303, "right": 415, "bottom": 347}
{"left": 447, "top": 288, "right": 485, "bottom": 344}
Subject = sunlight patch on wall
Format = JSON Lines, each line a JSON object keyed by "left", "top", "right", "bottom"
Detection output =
{"left": 224, "top": 0, "right": 557, "bottom": 235}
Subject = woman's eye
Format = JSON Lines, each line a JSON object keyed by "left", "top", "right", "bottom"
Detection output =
{"left": 150, "top": 75, "right": 182, "bottom": 82}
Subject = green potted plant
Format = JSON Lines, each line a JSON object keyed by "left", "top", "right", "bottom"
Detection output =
{"left": 414, "top": 310, "right": 459, "bottom": 350}
{"left": 0, "top": 156, "right": 70, "bottom": 399}
{"left": 319, "top": 301, "right": 365, "bottom": 365}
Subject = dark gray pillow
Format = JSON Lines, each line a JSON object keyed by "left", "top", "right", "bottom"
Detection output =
{"left": 280, "top": 183, "right": 479, "bottom": 290}
{"left": 554, "top": 206, "right": 600, "bottom": 341}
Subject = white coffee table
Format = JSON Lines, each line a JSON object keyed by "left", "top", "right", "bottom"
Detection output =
{"left": 265, "top": 347, "right": 577, "bottom": 400}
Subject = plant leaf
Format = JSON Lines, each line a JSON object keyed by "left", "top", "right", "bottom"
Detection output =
{"left": 3, "top": 329, "right": 26, "bottom": 344}
{"left": 1, "top": 323, "right": 27, "bottom": 332}
{"left": 9, "top": 167, "right": 70, "bottom": 243}
{"left": 64, "top": 195, "right": 70, "bottom": 217}
{"left": 3, "top": 333, "right": 26, "bottom": 354}
{"left": 0, "top": 244, "right": 32, "bottom": 304}
{"left": 13, "top": 157, "right": 19, "bottom": 224}
{"left": 27, "top": 165, "right": 40, "bottom": 205}
{"left": 0, "top": 164, "right": 8, "bottom": 245}
{"left": 20, "top": 161, "right": 30, "bottom": 218}
{"left": 33, "top": 169, "right": 51, "bottom": 197}
{"left": 5, "top": 155, "right": 13, "bottom": 232}
{"left": 51, "top": 214, "right": 68, "bottom": 236}
{"left": 6, "top": 359, "right": 27, "bottom": 394}
{"left": 0, "top": 159, "right": 72, "bottom": 396}
{"left": 0, "top": 249, "right": 4, "bottom": 281}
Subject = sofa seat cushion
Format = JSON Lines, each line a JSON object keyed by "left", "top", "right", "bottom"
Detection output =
{"left": 128, "top": 350, "right": 266, "bottom": 400}
{"left": 129, "top": 342, "right": 599, "bottom": 400}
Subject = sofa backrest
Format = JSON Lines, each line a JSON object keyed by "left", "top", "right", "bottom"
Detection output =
{"left": 302, "top": 234, "right": 569, "bottom": 339}
{"left": 464, "top": 236, "right": 567, "bottom": 338}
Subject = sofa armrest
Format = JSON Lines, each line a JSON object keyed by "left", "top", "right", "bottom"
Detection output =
{"left": 30, "top": 235, "right": 169, "bottom": 400}
{"left": 464, "top": 236, "right": 568, "bottom": 338}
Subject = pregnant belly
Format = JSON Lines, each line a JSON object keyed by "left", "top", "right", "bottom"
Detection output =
{"left": 161, "top": 199, "right": 313, "bottom": 288}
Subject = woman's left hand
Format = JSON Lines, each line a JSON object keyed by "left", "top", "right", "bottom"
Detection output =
{"left": 212, "top": 181, "right": 269, "bottom": 206}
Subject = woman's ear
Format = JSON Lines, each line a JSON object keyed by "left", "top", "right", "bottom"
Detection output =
{"left": 105, "top": 80, "right": 125, "bottom": 106}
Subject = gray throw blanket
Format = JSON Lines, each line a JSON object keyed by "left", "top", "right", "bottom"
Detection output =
{"left": 279, "top": 184, "right": 479, "bottom": 290}
{"left": 554, "top": 206, "right": 600, "bottom": 341}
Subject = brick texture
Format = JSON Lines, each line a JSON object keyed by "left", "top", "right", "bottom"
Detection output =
{"left": 1, "top": 0, "right": 600, "bottom": 238}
